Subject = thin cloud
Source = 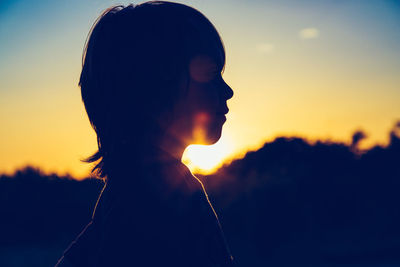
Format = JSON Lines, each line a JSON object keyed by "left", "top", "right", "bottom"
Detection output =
{"left": 256, "top": 43, "right": 275, "bottom": 54}
{"left": 299, "top": 28, "right": 319, "bottom": 39}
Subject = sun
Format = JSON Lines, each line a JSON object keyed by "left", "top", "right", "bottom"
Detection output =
{"left": 182, "top": 137, "right": 233, "bottom": 175}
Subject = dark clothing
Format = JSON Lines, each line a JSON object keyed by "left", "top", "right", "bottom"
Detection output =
{"left": 56, "top": 161, "right": 233, "bottom": 267}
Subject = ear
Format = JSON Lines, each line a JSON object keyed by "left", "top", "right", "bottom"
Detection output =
{"left": 156, "top": 108, "right": 174, "bottom": 131}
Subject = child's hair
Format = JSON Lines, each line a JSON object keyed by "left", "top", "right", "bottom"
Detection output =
{"left": 79, "top": 1, "right": 225, "bottom": 179}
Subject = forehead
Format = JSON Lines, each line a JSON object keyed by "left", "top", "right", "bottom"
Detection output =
{"left": 215, "top": 48, "right": 225, "bottom": 70}
{"left": 192, "top": 28, "right": 225, "bottom": 70}
{"left": 186, "top": 12, "right": 225, "bottom": 69}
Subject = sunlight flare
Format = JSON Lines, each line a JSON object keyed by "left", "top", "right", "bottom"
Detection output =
{"left": 182, "top": 136, "right": 234, "bottom": 174}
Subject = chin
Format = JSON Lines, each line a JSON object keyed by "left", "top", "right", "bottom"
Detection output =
{"left": 190, "top": 115, "right": 225, "bottom": 145}
{"left": 189, "top": 126, "right": 223, "bottom": 146}
{"left": 207, "top": 131, "right": 222, "bottom": 145}
{"left": 204, "top": 124, "right": 223, "bottom": 145}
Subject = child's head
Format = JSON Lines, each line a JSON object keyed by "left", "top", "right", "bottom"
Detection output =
{"left": 80, "top": 1, "right": 233, "bottom": 178}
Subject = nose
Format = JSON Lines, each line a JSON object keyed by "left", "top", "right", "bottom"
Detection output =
{"left": 222, "top": 80, "right": 234, "bottom": 100}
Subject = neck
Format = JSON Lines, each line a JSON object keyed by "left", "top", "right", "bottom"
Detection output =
{"left": 157, "top": 132, "right": 187, "bottom": 163}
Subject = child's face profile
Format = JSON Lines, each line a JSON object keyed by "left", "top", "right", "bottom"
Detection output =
{"left": 170, "top": 53, "right": 233, "bottom": 146}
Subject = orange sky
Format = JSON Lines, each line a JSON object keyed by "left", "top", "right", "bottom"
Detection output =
{"left": 1, "top": 0, "right": 399, "bottom": 178}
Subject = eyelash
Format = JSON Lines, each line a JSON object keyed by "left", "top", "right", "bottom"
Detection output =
{"left": 210, "top": 74, "right": 224, "bottom": 86}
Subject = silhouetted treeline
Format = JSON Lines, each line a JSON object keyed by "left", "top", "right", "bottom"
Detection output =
{"left": 1, "top": 122, "right": 399, "bottom": 266}
{"left": 0, "top": 169, "right": 103, "bottom": 267}
{"left": 203, "top": 121, "right": 400, "bottom": 265}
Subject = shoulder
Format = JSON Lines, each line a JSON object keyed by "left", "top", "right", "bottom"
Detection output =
{"left": 54, "top": 256, "right": 75, "bottom": 267}
{"left": 56, "top": 220, "right": 99, "bottom": 267}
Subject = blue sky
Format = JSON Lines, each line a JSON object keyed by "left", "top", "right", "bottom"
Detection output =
{"left": 1, "top": 0, "right": 399, "bottom": 176}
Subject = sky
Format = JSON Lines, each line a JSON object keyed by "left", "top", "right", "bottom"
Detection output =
{"left": 1, "top": 0, "right": 399, "bottom": 178}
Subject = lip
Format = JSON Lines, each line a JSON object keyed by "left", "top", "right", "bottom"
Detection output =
{"left": 217, "top": 114, "right": 227, "bottom": 123}
{"left": 216, "top": 109, "right": 229, "bottom": 115}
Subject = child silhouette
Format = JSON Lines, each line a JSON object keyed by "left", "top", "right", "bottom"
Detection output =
{"left": 56, "top": 1, "right": 234, "bottom": 266}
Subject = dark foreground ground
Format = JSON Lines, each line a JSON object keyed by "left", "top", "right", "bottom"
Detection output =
{"left": 1, "top": 123, "right": 400, "bottom": 266}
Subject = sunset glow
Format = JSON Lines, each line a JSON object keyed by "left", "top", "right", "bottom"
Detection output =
{"left": 1, "top": 0, "right": 399, "bottom": 178}
{"left": 183, "top": 135, "right": 235, "bottom": 174}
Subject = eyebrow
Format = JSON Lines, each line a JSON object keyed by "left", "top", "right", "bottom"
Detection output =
{"left": 206, "top": 61, "right": 223, "bottom": 77}
{"left": 210, "top": 55, "right": 224, "bottom": 74}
